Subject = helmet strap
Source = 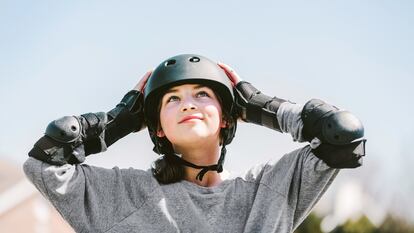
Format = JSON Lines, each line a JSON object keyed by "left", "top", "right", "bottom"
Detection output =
{"left": 165, "top": 144, "right": 227, "bottom": 181}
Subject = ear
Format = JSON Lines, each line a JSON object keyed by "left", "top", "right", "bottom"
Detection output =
{"left": 156, "top": 129, "right": 165, "bottom": 137}
{"left": 220, "top": 119, "right": 228, "bottom": 128}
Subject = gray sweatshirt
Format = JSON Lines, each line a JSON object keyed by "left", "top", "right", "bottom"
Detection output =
{"left": 23, "top": 102, "right": 339, "bottom": 233}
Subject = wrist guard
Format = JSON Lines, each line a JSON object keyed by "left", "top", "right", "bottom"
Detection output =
{"left": 301, "top": 99, "right": 366, "bottom": 168}
{"left": 106, "top": 90, "right": 145, "bottom": 146}
{"left": 234, "top": 81, "right": 287, "bottom": 132}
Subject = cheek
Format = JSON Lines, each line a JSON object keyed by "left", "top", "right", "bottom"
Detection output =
{"left": 159, "top": 107, "right": 171, "bottom": 133}
{"left": 205, "top": 104, "right": 223, "bottom": 127}
{"left": 160, "top": 108, "right": 172, "bottom": 129}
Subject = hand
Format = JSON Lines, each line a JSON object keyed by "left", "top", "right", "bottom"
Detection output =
{"left": 133, "top": 70, "right": 153, "bottom": 93}
{"left": 217, "top": 62, "right": 242, "bottom": 87}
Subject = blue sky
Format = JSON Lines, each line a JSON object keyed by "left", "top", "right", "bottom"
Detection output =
{"left": 1, "top": 0, "right": 414, "bottom": 225}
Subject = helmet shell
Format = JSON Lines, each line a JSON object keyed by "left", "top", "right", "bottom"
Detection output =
{"left": 144, "top": 54, "right": 237, "bottom": 153}
{"left": 144, "top": 54, "right": 233, "bottom": 114}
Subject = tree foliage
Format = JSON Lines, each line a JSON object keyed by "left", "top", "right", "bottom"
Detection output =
{"left": 294, "top": 213, "right": 414, "bottom": 233}
{"left": 295, "top": 213, "right": 323, "bottom": 233}
{"left": 330, "top": 215, "right": 375, "bottom": 233}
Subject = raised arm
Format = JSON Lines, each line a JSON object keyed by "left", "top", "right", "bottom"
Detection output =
{"left": 218, "top": 63, "right": 366, "bottom": 169}
{"left": 28, "top": 70, "right": 151, "bottom": 165}
{"left": 23, "top": 71, "right": 156, "bottom": 232}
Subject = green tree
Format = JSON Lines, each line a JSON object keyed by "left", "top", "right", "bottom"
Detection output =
{"left": 375, "top": 214, "right": 414, "bottom": 233}
{"left": 295, "top": 212, "right": 414, "bottom": 233}
{"left": 331, "top": 215, "right": 376, "bottom": 233}
{"left": 295, "top": 213, "right": 323, "bottom": 233}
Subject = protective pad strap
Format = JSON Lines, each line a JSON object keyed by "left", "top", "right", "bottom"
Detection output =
{"left": 235, "top": 81, "right": 286, "bottom": 132}
{"left": 81, "top": 112, "right": 108, "bottom": 155}
{"left": 29, "top": 135, "right": 86, "bottom": 165}
{"left": 81, "top": 113, "right": 103, "bottom": 137}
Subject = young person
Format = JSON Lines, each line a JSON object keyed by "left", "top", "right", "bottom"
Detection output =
{"left": 24, "top": 54, "right": 366, "bottom": 232}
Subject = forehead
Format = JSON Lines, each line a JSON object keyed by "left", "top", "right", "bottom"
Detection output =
{"left": 164, "top": 83, "right": 211, "bottom": 94}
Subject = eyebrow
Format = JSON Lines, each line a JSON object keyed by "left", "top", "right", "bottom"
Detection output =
{"left": 163, "top": 84, "right": 205, "bottom": 95}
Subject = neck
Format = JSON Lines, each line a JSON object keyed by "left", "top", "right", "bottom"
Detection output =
{"left": 174, "top": 141, "right": 223, "bottom": 187}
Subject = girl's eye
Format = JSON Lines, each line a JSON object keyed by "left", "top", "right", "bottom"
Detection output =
{"left": 166, "top": 95, "right": 180, "bottom": 103}
{"left": 196, "top": 91, "right": 210, "bottom": 98}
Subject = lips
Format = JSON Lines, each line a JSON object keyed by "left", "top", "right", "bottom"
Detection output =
{"left": 179, "top": 115, "right": 203, "bottom": 123}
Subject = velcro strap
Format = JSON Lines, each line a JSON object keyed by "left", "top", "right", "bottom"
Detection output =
{"left": 79, "top": 113, "right": 108, "bottom": 155}
{"left": 81, "top": 113, "right": 99, "bottom": 128}
{"left": 81, "top": 112, "right": 106, "bottom": 138}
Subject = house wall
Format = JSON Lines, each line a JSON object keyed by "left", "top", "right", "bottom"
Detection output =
{"left": 0, "top": 194, "right": 74, "bottom": 233}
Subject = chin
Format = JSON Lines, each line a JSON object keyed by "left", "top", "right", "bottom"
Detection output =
{"left": 174, "top": 133, "right": 219, "bottom": 146}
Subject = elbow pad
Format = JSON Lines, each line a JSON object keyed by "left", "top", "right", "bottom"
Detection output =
{"left": 28, "top": 90, "right": 145, "bottom": 165}
{"left": 301, "top": 99, "right": 364, "bottom": 145}
{"left": 234, "top": 81, "right": 287, "bottom": 132}
{"left": 28, "top": 112, "right": 108, "bottom": 165}
{"left": 301, "top": 99, "right": 366, "bottom": 168}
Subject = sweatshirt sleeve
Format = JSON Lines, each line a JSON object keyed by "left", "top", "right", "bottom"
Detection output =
{"left": 23, "top": 157, "right": 158, "bottom": 233}
{"left": 245, "top": 145, "right": 339, "bottom": 230}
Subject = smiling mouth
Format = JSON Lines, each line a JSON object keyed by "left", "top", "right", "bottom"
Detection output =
{"left": 180, "top": 118, "right": 202, "bottom": 123}
{"left": 179, "top": 117, "right": 202, "bottom": 123}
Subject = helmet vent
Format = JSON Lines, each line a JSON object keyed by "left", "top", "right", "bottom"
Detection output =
{"left": 189, "top": 56, "right": 200, "bottom": 62}
{"left": 165, "top": 59, "right": 176, "bottom": 66}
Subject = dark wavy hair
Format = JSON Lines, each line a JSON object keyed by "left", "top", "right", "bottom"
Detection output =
{"left": 151, "top": 88, "right": 235, "bottom": 184}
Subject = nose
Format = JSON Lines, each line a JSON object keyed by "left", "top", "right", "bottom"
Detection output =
{"left": 181, "top": 98, "right": 197, "bottom": 112}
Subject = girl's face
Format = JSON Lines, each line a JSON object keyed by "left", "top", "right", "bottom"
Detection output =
{"left": 157, "top": 84, "right": 226, "bottom": 147}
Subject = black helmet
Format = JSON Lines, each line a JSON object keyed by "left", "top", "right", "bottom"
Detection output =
{"left": 144, "top": 54, "right": 237, "bottom": 181}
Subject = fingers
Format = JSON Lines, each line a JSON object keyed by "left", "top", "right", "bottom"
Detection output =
{"left": 141, "top": 69, "right": 153, "bottom": 87}
{"left": 143, "top": 69, "right": 153, "bottom": 79}
{"left": 134, "top": 69, "right": 153, "bottom": 92}
{"left": 217, "top": 62, "right": 242, "bottom": 86}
